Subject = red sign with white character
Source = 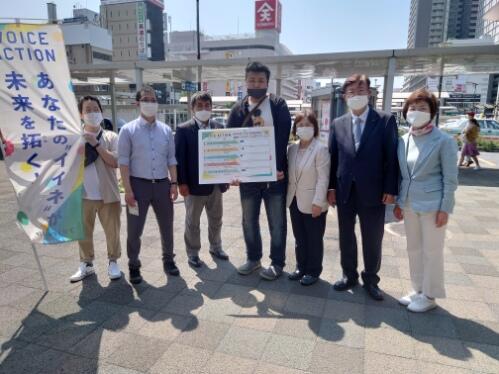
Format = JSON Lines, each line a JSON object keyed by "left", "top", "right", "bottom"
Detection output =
{"left": 255, "top": 0, "right": 282, "bottom": 32}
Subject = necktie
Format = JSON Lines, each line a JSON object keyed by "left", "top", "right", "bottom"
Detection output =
{"left": 353, "top": 117, "right": 362, "bottom": 151}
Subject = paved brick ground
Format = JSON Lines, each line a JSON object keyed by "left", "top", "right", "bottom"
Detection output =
{"left": 0, "top": 163, "right": 498, "bottom": 373}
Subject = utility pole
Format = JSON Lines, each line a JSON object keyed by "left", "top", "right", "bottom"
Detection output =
{"left": 196, "top": 0, "right": 201, "bottom": 91}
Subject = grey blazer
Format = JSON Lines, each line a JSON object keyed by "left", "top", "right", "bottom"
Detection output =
{"left": 397, "top": 128, "right": 458, "bottom": 213}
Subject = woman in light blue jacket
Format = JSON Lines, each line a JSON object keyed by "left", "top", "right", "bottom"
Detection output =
{"left": 394, "top": 89, "right": 458, "bottom": 313}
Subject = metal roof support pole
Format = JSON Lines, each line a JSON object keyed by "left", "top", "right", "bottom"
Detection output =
{"left": 198, "top": 65, "right": 202, "bottom": 92}
{"left": 383, "top": 56, "right": 396, "bottom": 113}
{"left": 135, "top": 67, "right": 143, "bottom": 90}
{"left": 495, "top": 86, "right": 499, "bottom": 120}
{"left": 435, "top": 57, "right": 445, "bottom": 127}
{"left": 197, "top": 64, "right": 203, "bottom": 92}
{"left": 110, "top": 73, "right": 117, "bottom": 132}
{"left": 276, "top": 63, "right": 282, "bottom": 97}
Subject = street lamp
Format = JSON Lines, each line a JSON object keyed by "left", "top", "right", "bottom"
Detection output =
{"left": 196, "top": 0, "right": 201, "bottom": 91}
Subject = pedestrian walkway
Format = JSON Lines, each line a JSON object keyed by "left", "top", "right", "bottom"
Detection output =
{"left": 0, "top": 162, "right": 498, "bottom": 373}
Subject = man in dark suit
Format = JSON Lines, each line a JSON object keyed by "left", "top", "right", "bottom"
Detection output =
{"left": 175, "top": 91, "right": 229, "bottom": 268}
{"left": 328, "top": 74, "right": 399, "bottom": 301}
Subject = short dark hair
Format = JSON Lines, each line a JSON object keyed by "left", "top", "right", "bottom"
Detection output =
{"left": 78, "top": 95, "right": 103, "bottom": 114}
{"left": 402, "top": 88, "right": 439, "bottom": 121}
{"left": 245, "top": 61, "right": 271, "bottom": 82}
{"left": 292, "top": 110, "right": 319, "bottom": 138}
{"left": 135, "top": 85, "right": 157, "bottom": 102}
{"left": 342, "top": 74, "right": 371, "bottom": 94}
{"left": 190, "top": 91, "right": 212, "bottom": 108}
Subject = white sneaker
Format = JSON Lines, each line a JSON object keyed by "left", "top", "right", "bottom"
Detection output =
{"left": 70, "top": 262, "right": 94, "bottom": 283}
{"left": 108, "top": 261, "right": 122, "bottom": 280}
{"left": 474, "top": 166, "right": 481, "bottom": 170}
{"left": 407, "top": 294, "right": 437, "bottom": 313}
{"left": 398, "top": 291, "right": 421, "bottom": 306}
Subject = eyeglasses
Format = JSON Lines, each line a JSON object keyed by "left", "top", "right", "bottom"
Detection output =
{"left": 345, "top": 89, "right": 369, "bottom": 97}
{"left": 139, "top": 98, "right": 157, "bottom": 103}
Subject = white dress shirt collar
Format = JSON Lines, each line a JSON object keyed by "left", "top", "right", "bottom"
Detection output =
{"left": 194, "top": 117, "right": 209, "bottom": 129}
{"left": 138, "top": 115, "right": 156, "bottom": 127}
{"left": 351, "top": 106, "right": 370, "bottom": 124}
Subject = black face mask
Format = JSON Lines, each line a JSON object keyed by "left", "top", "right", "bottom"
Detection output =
{"left": 247, "top": 88, "right": 267, "bottom": 99}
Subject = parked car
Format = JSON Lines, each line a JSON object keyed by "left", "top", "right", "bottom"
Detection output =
{"left": 440, "top": 119, "right": 499, "bottom": 138}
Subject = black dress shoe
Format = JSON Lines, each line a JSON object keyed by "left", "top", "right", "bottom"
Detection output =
{"left": 209, "top": 248, "right": 229, "bottom": 260}
{"left": 129, "top": 268, "right": 142, "bottom": 284}
{"left": 333, "top": 277, "right": 358, "bottom": 291}
{"left": 164, "top": 261, "right": 180, "bottom": 276}
{"left": 188, "top": 256, "right": 203, "bottom": 268}
{"left": 300, "top": 275, "right": 318, "bottom": 286}
{"left": 288, "top": 269, "right": 303, "bottom": 281}
{"left": 363, "top": 283, "right": 384, "bottom": 301}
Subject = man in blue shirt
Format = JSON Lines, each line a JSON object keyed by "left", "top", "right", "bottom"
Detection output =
{"left": 118, "top": 86, "right": 179, "bottom": 284}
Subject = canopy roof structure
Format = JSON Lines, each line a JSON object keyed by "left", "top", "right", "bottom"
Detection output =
{"left": 70, "top": 45, "right": 499, "bottom": 83}
{"left": 69, "top": 44, "right": 499, "bottom": 124}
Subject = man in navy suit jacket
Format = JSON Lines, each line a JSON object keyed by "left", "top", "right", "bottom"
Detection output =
{"left": 175, "top": 92, "right": 229, "bottom": 268}
{"left": 327, "top": 74, "right": 399, "bottom": 301}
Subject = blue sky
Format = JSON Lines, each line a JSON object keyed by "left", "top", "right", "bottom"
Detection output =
{"left": 3, "top": 0, "right": 411, "bottom": 54}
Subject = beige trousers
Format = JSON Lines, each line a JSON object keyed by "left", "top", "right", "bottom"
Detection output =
{"left": 78, "top": 199, "right": 121, "bottom": 263}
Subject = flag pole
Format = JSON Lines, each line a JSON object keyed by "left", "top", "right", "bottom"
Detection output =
{"left": 31, "top": 243, "right": 48, "bottom": 291}
{"left": 0, "top": 138, "right": 48, "bottom": 291}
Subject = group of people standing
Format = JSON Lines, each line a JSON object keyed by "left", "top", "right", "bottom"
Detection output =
{"left": 71, "top": 61, "right": 458, "bottom": 314}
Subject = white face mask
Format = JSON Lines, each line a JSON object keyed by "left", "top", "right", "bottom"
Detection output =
{"left": 406, "top": 110, "right": 431, "bottom": 128}
{"left": 296, "top": 127, "right": 314, "bottom": 141}
{"left": 195, "top": 110, "right": 212, "bottom": 122}
{"left": 347, "top": 95, "right": 369, "bottom": 111}
{"left": 83, "top": 112, "right": 103, "bottom": 127}
{"left": 140, "top": 102, "right": 158, "bottom": 118}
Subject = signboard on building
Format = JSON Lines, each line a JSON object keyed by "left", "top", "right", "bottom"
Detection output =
{"left": 255, "top": 0, "right": 282, "bottom": 32}
{"left": 446, "top": 94, "right": 481, "bottom": 103}
{"left": 136, "top": 2, "right": 147, "bottom": 60}
{"left": 427, "top": 76, "right": 439, "bottom": 92}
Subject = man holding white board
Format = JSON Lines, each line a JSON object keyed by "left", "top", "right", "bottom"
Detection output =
{"left": 175, "top": 92, "right": 230, "bottom": 269}
{"left": 227, "top": 61, "right": 292, "bottom": 281}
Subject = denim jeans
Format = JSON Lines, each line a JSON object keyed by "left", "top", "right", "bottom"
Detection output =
{"left": 239, "top": 181, "right": 287, "bottom": 268}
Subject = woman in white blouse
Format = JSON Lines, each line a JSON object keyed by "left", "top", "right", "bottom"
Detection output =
{"left": 287, "top": 111, "right": 330, "bottom": 286}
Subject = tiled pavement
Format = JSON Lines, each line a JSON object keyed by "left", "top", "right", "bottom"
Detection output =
{"left": 0, "top": 163, "right": 498, "bottom": 373}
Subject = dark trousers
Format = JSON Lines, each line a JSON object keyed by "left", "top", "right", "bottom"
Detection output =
{"left": 127, "top": 177, "right": 174, "bottom": 269}
{"left": 239, "top": 181, "right": 287, "bottom": 268}
{"left": 289, "top": 198, "right": 326, "bottom": 277}
{"left": 336, "top": 184, "right": 385, "bottom": 285}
